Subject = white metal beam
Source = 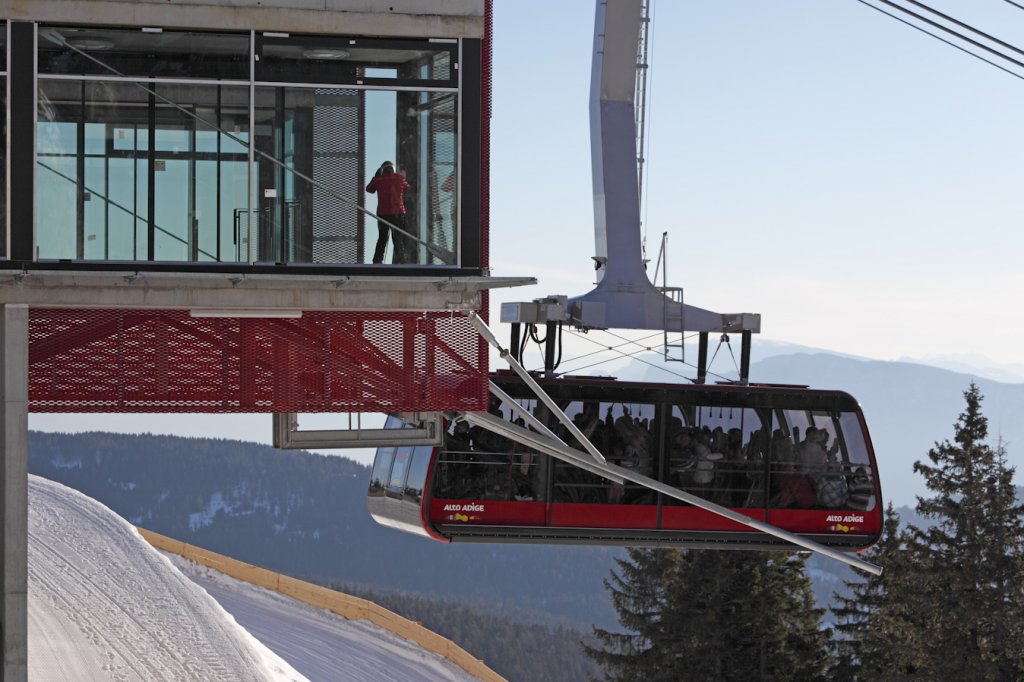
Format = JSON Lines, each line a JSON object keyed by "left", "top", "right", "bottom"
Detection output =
{"left": 4, "top": 1, "right": 486, "bottom": 38}
{"left": 0, "top": 271, "right": 534, "bottom": 312}
{"left": 272, "top": 412, "right": 442, "bottom": 450}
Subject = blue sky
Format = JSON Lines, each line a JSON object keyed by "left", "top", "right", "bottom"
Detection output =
{"left": 489, "top": 0, "right": 1024, "bottom": 366}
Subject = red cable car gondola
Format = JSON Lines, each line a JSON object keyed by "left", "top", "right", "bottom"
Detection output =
{"left": 368, "top": 373, "right": 883, "bottom": 551}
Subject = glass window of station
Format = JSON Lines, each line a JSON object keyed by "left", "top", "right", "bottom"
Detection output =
{"left": 30, "top": 25, "right": 464, "bottom": 267}
{"left": 0, "top": 24, "right": 6, "bottom": 259}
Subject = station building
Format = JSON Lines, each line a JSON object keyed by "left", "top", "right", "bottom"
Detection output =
{"left": 0, "top": 0, "right": 517, "bottom": 414}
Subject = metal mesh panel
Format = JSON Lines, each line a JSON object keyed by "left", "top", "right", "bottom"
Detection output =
{"left": 431, "top": 51, "right": 451, "bottom": 81}
{"left": 312, "top": 89, "right": 363, "bottom": 264}
{"left": 430, "top": 95, "right": 457, "bottom": 264}
{"left": 29, "top": 309, "right": 487, "bottom": 413}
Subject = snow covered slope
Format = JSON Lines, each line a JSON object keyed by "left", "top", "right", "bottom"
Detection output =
{"left": 173, "top": 557, "right": 481, "bottom": 682}
{"left": 27, "top": 475, "right": 483, "bottom": 682}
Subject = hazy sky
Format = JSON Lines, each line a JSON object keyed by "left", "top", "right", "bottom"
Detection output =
{"left": 29, "top": 0, "right": 1024, "bottom": 460}
{"left": 488, "top": 0, "right": 1024, "bottom": 367}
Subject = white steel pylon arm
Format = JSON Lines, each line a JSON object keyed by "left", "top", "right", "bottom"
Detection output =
{"left": 560, "top": 0, "right": 759, "bottom": 334}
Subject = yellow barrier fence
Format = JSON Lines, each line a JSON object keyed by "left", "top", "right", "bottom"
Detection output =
{"left": 138, "top": 528, "right": 505, "bottom": 682}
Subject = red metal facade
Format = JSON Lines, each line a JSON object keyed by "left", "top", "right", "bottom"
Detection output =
{"left": 29, "top": 309, "right": 488, "bottom": 413}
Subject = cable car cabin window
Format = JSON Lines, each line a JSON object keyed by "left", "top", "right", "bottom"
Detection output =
{"left": 433, "top": 400, "right": 546, "bottom": 502}
{"left": 664, "top": 404, "right": 769, "bottom": 508}
{"left": 372, "top": 415, "right": 433, "bottom": 503}
{"left": 388, "top": 447, "right": 413, "bottom": 495}
{"left": 768, "top": 408, "right": 876, "bottom": 512}
{"left": 368, "top": 418, "right": 434, "bottom": 539}
{"left": 553, "top": 400, "right": 657, "bottom": 505}
{"left": 837, "top": 412, "right": 877, "bottom": 511}
{"left": 404, "top": 446, "right": 432, "bottom": 505}
{"left": 369, "top": 445, "right": 395, "bottom": 497}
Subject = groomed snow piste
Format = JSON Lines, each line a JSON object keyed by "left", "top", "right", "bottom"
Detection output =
{"left": 27, "top": 475, "right": 483, "bottom": 682}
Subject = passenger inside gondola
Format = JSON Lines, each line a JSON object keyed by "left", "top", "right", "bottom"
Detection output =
{"left": 373, "top": 380, "right": 881, "bottom": 550}
{"left": 847, "top": 467, "right": 874, "bottom": 510}
{"left": 430, "top": 391, "right": 876, "bottom": 515}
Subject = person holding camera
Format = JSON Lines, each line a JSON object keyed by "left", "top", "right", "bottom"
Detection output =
{"left": 366, "top": 161, "right": 411, "bottom": 264}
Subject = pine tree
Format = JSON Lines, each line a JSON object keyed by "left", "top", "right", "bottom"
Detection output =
{"left": 836, "top": 384, "right": 1024, "bottom": 680}
{"left": 585, "top": 548, "right": 681, "bottom": 681}
{"left": 587, "top": 548, "right": 831, "bottom": 681}
{"left": 831, "top": 505, "right": 925, "bottom": 680}
{"left": 906, "top": 383, "right": 1024, "bottom": 679}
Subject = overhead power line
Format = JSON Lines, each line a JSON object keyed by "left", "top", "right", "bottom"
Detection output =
{"left": 1003, "top": 0, "right": 1024, "bottom": 12}
{"left": 855, "top": 0, "right": 1024, "bottom": 81}
{"left": 902, "top": 0, "right": 1024, "bottom": 58}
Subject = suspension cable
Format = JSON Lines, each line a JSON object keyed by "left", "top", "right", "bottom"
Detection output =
{"left": 555, "top": 328, "right": 739, "bottom": 384}
{"left": 902, "top": 0, "right": 1024, "bottom": 58}
{"left": 854, "top": 0, "right": 1024, "bottom": 81}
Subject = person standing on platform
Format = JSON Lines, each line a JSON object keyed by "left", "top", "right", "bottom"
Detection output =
{"left": 366, "top": 161, "right": 411, "bottom": 264}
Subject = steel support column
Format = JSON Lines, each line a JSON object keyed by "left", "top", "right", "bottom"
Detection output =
{"left": 1, "top": 304, "right": 28, "bottom": 681}
{"left": 740, "top": 330, "right": 752, "bottom": 384}
{"left": 697, "top": 332, "right": 708, "bottom": 384}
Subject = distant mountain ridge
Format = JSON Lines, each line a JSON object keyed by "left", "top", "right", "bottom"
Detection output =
{"left": 896, "top": 352, "right": 1024, "bottom": 384}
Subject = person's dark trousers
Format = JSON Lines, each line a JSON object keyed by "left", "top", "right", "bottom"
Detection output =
{"left": 372, "top": 214, "right": 402, "bottom": 264}
{"left": 389, "top": 214, "right": 414, "bottom": 264}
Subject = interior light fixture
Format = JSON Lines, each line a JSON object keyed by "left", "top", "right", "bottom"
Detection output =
{"left": 189, "top": 309, "right": 303, "bottom": 319}
{"left": 67, "top": 39, "right": 115, "bottom": 51}
{"left": 302, "top": 48, "right": 350, "bottom": 60}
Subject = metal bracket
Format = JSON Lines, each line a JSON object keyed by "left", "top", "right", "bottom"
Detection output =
{"left": 272, "top": 412, "right": 442, "bottom": 450}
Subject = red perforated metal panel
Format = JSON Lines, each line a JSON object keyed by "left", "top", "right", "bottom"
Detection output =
{"left": 29, "top": 309, "right": 488, "bottom": 413}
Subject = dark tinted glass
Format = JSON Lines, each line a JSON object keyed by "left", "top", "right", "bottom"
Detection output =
{"left": 257, "top": 34, "right": 454, "bottom": 85}
{"left": 38, "top": 27, "right": 249, "bottom": 80}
